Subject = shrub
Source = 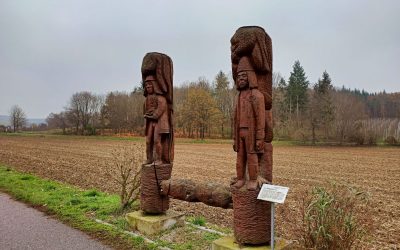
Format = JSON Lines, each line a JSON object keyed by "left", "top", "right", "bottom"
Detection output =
{"left": 108, "top": 143, "right": 144, "bottom": 209}
{"left": 384, "top": 136, "right": 398, "bottom": 145}
{"left": 190, "top": 216, "right": 206, "bottom": 226}
{"left": 348, "top": 122, "right": 364, "bottom": 145}
{"left": 365, "top": 133, "right": 377, "bottom": 145}
{"left": 83, "top": 189, "right": 100, "bottom": 197}
{"left": 69, "top": 198, "right": 82, "bottom": 205}
{"left": 20, "top": 175, "right": 34, "bottom": 181}
{"left": 299, "top": 184, "right": 372, "bottom": 249}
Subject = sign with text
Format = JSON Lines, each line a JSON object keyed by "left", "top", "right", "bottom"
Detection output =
{"left": 257, "top": 184, "right": 289, "bottom": 204}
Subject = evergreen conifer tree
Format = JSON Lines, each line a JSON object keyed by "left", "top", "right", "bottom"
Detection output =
{"left": 311, "top": 71, "right": 335, "bottom": 141}
{"left": 286, "top": 60, "right": 310, "bottom": 116}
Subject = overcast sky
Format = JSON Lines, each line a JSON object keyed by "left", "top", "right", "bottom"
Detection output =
{"left": 0, "top": 0, "right": 399, "bottom": 118}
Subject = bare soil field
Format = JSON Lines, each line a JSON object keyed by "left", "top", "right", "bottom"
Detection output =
{"left": 0, "top": 135, "right": 399, "bottom": 249}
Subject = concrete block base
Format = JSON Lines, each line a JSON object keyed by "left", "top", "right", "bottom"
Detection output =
{"left": 126, "top": 210, "right": 184, "bottom": 235}
{"left": 212, "top": 236, "right": 292, "bottom": 250}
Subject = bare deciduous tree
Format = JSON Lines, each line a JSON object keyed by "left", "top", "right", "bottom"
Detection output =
{"left": 179, "top": 84, "right": 222, "bottom": 139}
{"left": 272, "top": 72, "right": 284, "bottom": 88}
{"left": 46, "top": 112, "right": 70, "bottom": 134}
{"left": 66, "top": 91, "right": 103, "bottom": 135}
{"left": 102, "top": 92, "right": 131, "bottom": 133}
{"left": 9, "top": 105, "right": 27, "bottom": 132}
{"left": 214, "top": 71, "right": 234, "bottom": 138}
{"left": 332, "top": 91, "right": 367, "bottom": 144}
{"left": 128, "top": 90, "right": 145, "bottom": 133}
{"left": 109, "top": 143, "right": 144, "bottom": 209}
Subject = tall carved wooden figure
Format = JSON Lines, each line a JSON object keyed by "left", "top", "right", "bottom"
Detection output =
{"left": 231, "top": 26, "right": 273, "bottom": 245}
{"left": 140, "top": 52, "right": 174, "bottom": 214}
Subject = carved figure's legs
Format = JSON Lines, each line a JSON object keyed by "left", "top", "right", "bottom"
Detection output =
{"left": 233, "top": 135, "right": 246, "bottom": 189}
{"left": 247, "top": 158, "right": 258, "bottom": 190}
{"left": 233, "top": 128, "right": 248, "bottom": 189}
{"left": 154, "top": 125, "right": 162, "bottom": 165}
{"left": 145, "top": 123, "right": 155, "bottom": 164}
{"left": 161, "top": 133, "right": 170, "bottom": 163}
{"left": 146, "top": 122, "right": 169, "bottom": 165}
{"left": 233, "top": 128, "right": 259, "bottom": 190}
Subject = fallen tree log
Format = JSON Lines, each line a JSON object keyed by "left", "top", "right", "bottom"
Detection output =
{"left": 160, "top": 179, "right": 232, "bottom": 209}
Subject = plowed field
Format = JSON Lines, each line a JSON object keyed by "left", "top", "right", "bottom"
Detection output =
{"left": 0, "top": 135, "right": 399, "bottom": 249}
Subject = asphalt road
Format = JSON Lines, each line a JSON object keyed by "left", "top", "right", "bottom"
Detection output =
{"left": 0, "top": 193, "right": 111, "bottom": 250}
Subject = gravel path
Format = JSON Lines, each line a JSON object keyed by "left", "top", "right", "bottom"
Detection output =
{"left": 0, "top": 192, "right": 111, "bottom": 250}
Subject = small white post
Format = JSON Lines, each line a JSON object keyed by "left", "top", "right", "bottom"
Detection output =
{"left": 271, "top": 202, "right": 275, "bottom": 250}
{"left": 257, "top": 184, "right": 289, "bottom": 250}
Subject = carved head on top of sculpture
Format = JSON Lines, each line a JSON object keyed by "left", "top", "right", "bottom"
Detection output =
{"left": 144, "top": 75, "right": 157, "bottom": 95}
{"left": 231, "top": 26, "right": 273, "bottom": 110}
{"left": 236, "top": 56, "right": 258, "bottom": 90}
{"left": 141, "top": 52, "right": 174, "bottom": 105}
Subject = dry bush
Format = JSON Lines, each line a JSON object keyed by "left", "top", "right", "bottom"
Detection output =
{"left": 297, "top": 184, "right": 373, "bottom": 250}
{"left": 109, "top": 143, "right": 144, "bottom": 209}
{"left": 384, "top": 136, "right": 398, "bottom": 145}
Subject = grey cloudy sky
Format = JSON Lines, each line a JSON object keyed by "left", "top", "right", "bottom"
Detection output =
{"left": 0, "top": 0, "right": 399, "bottom": 118}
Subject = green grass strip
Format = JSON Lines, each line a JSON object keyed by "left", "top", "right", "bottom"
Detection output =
{"left": 0, "top": 165, "right": 156, "bottom": 250}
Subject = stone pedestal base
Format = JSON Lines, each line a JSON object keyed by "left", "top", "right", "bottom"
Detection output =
{"left": 232, "top": 187, "right": 271, "bottom": 244}
{"left": 212, "top": 236, "right": 292, "bottom": 250}
{"left": 126, "top": 210, "right": 184, "bottom": 235}
{"left": 140, "top": 163, "right": 172, "bottom": 214}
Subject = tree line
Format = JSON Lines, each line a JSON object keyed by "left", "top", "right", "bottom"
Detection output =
{"left": 41, "top": 61, "right": 400, "bottom": 144}
{"left": 273, "top": 61, "right": 400, "bottom": 145}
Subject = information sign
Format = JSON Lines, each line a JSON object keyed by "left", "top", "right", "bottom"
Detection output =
{"left": 257, "top": 184, "right": 289, "bottom": 204}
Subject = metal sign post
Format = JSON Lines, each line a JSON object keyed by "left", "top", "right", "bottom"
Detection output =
{"left": 257, "top": 184, "right": 289, "bottom": 250}
{"left": 271, "top": 202, "right": 275, "bottom": 250}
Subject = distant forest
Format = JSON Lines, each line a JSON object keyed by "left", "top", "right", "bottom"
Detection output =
{"left": 12, "top": 61, "right": 400, "bottom": 145}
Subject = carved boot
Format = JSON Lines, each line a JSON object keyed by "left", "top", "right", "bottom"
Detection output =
{"left": 247, "top": 164, "right": 258, "bottom": 190}
{"left": 233, "top": 179, "right": 245, "bottom": 189}
{"left": 233, "top": 163, "right": 245, "bottom": 189}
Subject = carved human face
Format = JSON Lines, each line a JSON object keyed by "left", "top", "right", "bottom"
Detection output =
{"left": 237, "top": 71, "right": 249, "bottom": 90}
{"left": 145, "top": 81, "right": 154, "bottom": 94}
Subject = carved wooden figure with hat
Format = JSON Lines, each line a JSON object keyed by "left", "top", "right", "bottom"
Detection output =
{"left": 232, "top": 56, "right": 266, "bottom": 191}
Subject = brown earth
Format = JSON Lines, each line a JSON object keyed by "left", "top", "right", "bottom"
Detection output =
{"left": 0, "top": 135, "right": 399, "bottom": 249}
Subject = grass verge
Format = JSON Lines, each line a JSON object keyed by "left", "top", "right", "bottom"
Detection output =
{"left": 0, "top": 164, "right": 155, "bottom": 250}
{"left": 0, "top": 164, "right": 226, "bottom": 249}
